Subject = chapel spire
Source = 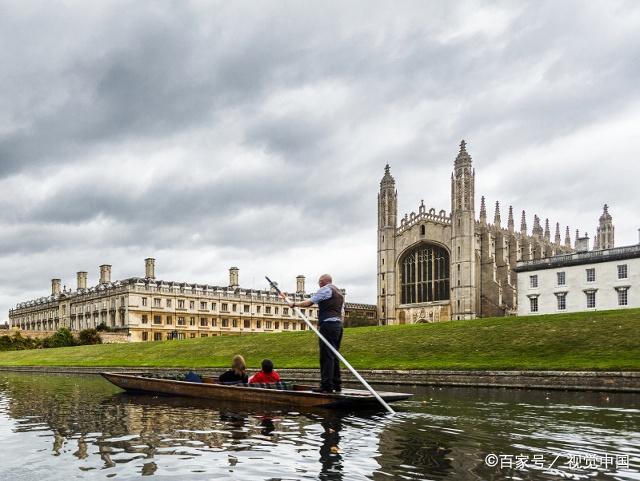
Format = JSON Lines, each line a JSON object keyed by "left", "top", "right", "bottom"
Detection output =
{"left": 554, "top": 222, "right": 561, "bottom": 244}
{"left": 520, "top": 210, "right": 527, "bottom": 234}
{"left": 507, "top": 206, "right": 514, "bottom": 233}
{"left": 493, "top": 201, "right": 501, "bottom": 228}
{"left": 480, "top": 196, "right": 487, "bottom": 225}
{"left": 594, "top": 203, "right": 614, "bottom": 250}
{"left": 565, "top": 226, "right": 571, "bottom": 247}
{"left": 544, "top": 218, "right": 551, "bottom": 241}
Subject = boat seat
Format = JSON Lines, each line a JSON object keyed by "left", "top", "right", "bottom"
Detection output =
{"left": 244, "top": 381, "right": 293, "bottom": 390}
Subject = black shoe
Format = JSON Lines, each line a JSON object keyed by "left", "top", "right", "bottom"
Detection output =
{"left": 311, "top": 387, "right": 332, "bottom": 393}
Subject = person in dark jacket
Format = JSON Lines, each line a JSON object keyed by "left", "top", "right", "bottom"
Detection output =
{"left": 288, "top": 274, "right": 344, "bottom": 393}
{"left": 218, "top": 354, "right": 249, "bottom": 383}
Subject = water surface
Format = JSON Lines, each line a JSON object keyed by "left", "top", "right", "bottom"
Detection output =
{"left": 0, "top": 372, "right": 637, "bottom": 480}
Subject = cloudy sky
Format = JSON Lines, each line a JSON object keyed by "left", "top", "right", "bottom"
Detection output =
{"left": 1, "top": 0, "right": 639, "bottom": 318}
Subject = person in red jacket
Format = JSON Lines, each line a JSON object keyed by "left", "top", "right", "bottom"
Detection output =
{"left": 249, "top": 359, "right": 281, "bottom": 383}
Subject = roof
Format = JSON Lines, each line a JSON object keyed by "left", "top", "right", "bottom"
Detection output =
{"left": 514, "top": 244, "right": 640, "bottom": 272}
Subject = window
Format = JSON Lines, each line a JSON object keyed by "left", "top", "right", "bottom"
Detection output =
{"left": 166, "top": 299, "right": 172, "bottom": 308}
{"left": 189, "top": 301, "right": 195, "bottom": 309}
{"left": 190, "top": 333, "right": 196, "bottom": 338}
{"left": 200, "top": 317, "right": 208, "bottom": 327}
{"left": 177, "top": 316, "right": 185, "bottom": 326}
{"left": 256, "top": 320, "right": 261, "bottom": 328}
{"left": 244, "top": 319, "right": 251, "bottom": 328}
{"left": 275, "top": 321, "right": 279, "bottom": 330}
{"left": 232, "top": 319, "right": 238, "bottom": 328}
{"left": 154, "top": 298, "right": 161, "bottom": 308}
{"left": 153, "top": 315, "right": 162, "bottom": 324}
{"left": 141, "top": 315, "right": 148, "bottom": 324}
{"left": 283, "top": 308, "right": 289, "bottom": 315}
{"left": 256, "top": 306, "right": 261, "bottom": 313}
{"left": 221, "top": 303, "right": 228, "bottom": 312}
{"left": 529, "top": 297, "right": 538, "bottom": 313}
{"left": 166, "top": 315, "right": 173, "bottom": 325}
{"left": 284, "top": 322, "right": 289, "bottom": 330}
{"left": 556, "top": 293, "right": 566, "bottom": 311}
{"left": 141, "top": 297, "right": 148, "bottom": 306}
{"left": 142, "top": 332, "right": 148, "bottom": 341}
{"left": 400, "top": 243, "right": 450, "bottom": 304}
{"left": 222, "top": 319, "right": 228, "bottom": 327}
{"left": 530, "top": 275, "right": 538, "bottom": 288}
{"left": 586, "top": 268, "right": 596, "bottom": 282}
{"left": 211, "top": 302, "right": 216, "bottom": 311}
{"left": 244, "top": 304, "right": 250, "bottom": 313}
{"left": 200, "top": 301, "right": 207, "bottom": 310}
{"left": 265, "top": 306, "right": 271, "bottom": 314}
{"left": 618, "top": 264, "right": 628, "bottom": 279}
{"left": 275, "top": 307, "right": 279, "bottom": 315}
{"left": 211, "top": 318, "right": 217, "bottom": 327}
{"left": 420, "top": 225, "right": 426, "bottom": 235}
{"left": 265, "top": 321, "right": 272, "bottom": 329}
{"left": 178, "top": 300, "right": 185, "bottom": 309}
{"left": 154, "top": 332, "right": 163, "bottom": 341}
{"left": 201, "top": 333, "right": 208, "bottom": 338}
{"left": 557, "top": 272, "right": 565, "bottom": 286}
{"left": 189, "top": 316, "right": 195, "bottom": 326}
{"left": 617, "top": 288, "right": 628, "bottom": 306}
{"left": 301, "top": 309, "right": 306, "bottom": 316}
{"left": 586, "top": 291, "right": 596, "bottom": 308}
{"left": 232, "top": 304, "right": 237, "bottom": 312}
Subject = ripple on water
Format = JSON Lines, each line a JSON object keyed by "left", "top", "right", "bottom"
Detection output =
{"left": 0, "top": 375, "right": 638, "bottom": 480}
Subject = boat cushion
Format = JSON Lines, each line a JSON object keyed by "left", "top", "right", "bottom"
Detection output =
{"left": 245, "top": 381, "right": 293, "bottom": 390}
{"left": 184, "top": 371, "right": 203, "bottom": 383}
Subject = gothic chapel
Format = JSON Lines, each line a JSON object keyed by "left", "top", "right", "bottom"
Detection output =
{"left": 376, "top": 140, "right": 597, "bottom": 324}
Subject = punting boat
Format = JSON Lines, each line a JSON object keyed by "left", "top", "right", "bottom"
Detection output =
{"left": 101, "top": 372, "right": 412, "bottom": 409}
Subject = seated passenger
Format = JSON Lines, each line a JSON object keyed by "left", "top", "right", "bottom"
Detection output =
{"left": 218, "top": 354, "right": 249, "bottom": 384}
{"left": 249, "top": 359, "right": 281, "bottom": 384}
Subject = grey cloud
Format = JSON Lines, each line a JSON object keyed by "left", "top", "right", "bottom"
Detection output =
{"left": 1, "top": 0, "right": 640, "bottom": 319}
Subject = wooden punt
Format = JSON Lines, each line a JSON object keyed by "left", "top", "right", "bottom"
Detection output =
{"left": 101, "top": 372, "right": 412, "bottom": 409}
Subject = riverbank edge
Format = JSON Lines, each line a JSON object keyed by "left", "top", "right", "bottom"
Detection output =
{"left": 1, "top": 366, "right": 639, "bottom": 392}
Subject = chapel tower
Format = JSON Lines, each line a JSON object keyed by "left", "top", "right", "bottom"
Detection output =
{"left": 450, "top": 140, "right": 477, "bottom": 319}
{"left": 594, "top": 204, "right": 615, "bottom": 250}
{"left": 377, "top": 164, "right": 398, "bottom": 324}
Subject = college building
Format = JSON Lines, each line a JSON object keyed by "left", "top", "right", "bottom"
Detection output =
{"left": 8, "top": 259, "right": 376, "bottom": 341}
{"left": 515, "top": 236, "right": 640, "bottom": 315}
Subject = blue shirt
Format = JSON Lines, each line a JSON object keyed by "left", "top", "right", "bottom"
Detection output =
{"left": 310, "top": 284, "right": 343, "bottom": 322}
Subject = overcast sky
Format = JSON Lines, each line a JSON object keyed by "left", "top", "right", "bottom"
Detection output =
{"left": 1, "top": 0, "right": 639, "bottom": 319}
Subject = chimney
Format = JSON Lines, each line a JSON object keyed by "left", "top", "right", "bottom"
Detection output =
{"left": 296, "top": 275, "right": 306, "bottom": 295}
{"left": 99, "top": 265, "right": 112, "bottom": 284}
{"left": 77, "top": 271, "right": 88, "bottom": 290}
{"left": 51, "top": 278, "right": 61, "bottom": 296}
{"left": 145, "top": 258, "right": 155, "bottom": 279}
{"left": 229, "top": 267, "right": 239, "bottom": 288}
{"left": 576, "top": 233, "right": 590, "bottom": 252}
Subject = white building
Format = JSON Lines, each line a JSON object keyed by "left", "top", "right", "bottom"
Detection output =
{"left": 515, "top": 241, "right": 640, "bottom": 316}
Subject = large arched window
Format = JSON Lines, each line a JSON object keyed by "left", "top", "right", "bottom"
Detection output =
{"left": 401, "top": 243, "right": 450, "bottom": 304}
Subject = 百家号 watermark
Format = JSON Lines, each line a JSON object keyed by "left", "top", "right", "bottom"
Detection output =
{"left": 484, "top": 452, "right": 630, "bottom": 473}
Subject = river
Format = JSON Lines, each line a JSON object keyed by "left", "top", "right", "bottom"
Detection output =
{"left": 0, "top": 372, "right": 637, "bottom": 480}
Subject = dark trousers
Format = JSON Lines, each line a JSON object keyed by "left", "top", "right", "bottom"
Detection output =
{"left": 319, "top": 321, "right": 343, "bottom": 390}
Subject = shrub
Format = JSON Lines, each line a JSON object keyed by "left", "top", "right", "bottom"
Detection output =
{"left": 78, "top": 328, "right": 102, "bottom": 345}
{"left": 96, "top": 323, "right": 111, "bottom": 332}
{"left": 42, "top": 328, "right": 76, "bottom": 348}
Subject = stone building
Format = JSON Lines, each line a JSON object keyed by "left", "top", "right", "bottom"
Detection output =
{"left": 9, "top": 260, "right": 324, "bottom": 341}
{"left": 377, "top": 140, "right": 583, "bottom": 324}
{"left": 515, "top": 238, "right": 640, "bottom": 315}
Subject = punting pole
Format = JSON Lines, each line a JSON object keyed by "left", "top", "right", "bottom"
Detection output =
{"left": 265, "top": 276, "right": 395, "bottom": 414}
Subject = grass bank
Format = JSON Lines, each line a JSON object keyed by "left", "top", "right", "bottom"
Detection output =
{"left": 0, "top": 308, "right": 638, "bottom": 370}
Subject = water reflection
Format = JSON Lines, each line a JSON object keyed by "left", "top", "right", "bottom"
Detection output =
{"left": 0, "top": 373, "right": 638, "bottom": 480}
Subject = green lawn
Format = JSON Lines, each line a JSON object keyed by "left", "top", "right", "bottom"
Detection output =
{"left": 1, "top": 308, "right": 639, "bottom": 370}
